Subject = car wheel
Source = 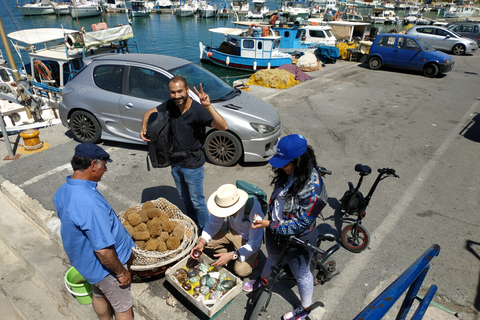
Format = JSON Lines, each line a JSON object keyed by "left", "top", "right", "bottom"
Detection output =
{"left": 452, "top": 44, "right": 465, "bottom": 55}
{"left": 423, "top": 63, "right": 439, "bottom": 78}
{"left": 70, "top": 110, "right": 102, "bottom": 143}
{"left": 205, "top": 131, "right": 242, "bottom": 167}
{"left": 369, "top": 56, "right": 382, "bottom": 70}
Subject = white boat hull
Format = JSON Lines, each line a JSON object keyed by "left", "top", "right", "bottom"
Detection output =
{"left": 17, "top": 6, "right": 55, "bottom": 15}
{"left": 176, "top": 9, "right": 195, "bottom": 17}
{"left": 200, "top": 9, "right": 216, "bottom": 18}
{"left": 69, "top": 5, "right": 102, "bottom": 18}
{"left": 53, "top": 5, "right": 70, "bottom": 15}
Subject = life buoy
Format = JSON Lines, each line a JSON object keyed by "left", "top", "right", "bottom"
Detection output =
{"left": 64, "top": 33, "right": 76, "bottom": 50}
{"left": 34, "top": 60, "right": 52, "bottom": 81}
{"left": 334, "top": 12, "right": 339, "bottom": 21}
{"left": 249, "top": 24, "right": 258, "bottom": 31}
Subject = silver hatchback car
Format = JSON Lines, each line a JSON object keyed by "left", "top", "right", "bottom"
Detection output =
{"left": 406, "top": 25, "right": 478, "bottom": 55}
{"left": 59, "top": 54, "right": 283, "bottom": 166}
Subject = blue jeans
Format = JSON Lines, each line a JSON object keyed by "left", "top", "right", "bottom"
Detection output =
{"left": 171, "top": 164, "right": 209, "bottom": 229}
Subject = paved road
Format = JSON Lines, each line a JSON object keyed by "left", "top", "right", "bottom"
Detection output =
{"left": 1, "top": 53, "right": 479, "bottom": 319}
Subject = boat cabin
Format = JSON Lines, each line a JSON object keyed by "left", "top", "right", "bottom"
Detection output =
{"left": 273, "top": 22, "right": 337, "bottom": 52}
{"left": 7, "top": 25, "right": 139, "bottom": 93}
{"left": 212, "top": 27, "right": 282, "bottom": 59}
{"left": 325, "top": 21, "right": 370, "bottom": 41}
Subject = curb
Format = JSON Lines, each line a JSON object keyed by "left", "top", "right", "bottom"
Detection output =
{"left": 1, "top": 179, "right": 63, "bottom": 246}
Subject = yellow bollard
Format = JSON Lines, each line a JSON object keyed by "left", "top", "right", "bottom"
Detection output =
{"left": 18, "top": 129, "right": 49, "bottom": 154}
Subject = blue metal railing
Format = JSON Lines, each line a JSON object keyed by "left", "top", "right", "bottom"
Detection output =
{"left": 354, "top": 244, "right": 441, "bottom": 320}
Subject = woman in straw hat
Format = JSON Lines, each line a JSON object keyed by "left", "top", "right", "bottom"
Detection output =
{"left": 190, "top": 184, "right": 264, "bottom": 277}
{"left": 243, "top": 134, "right": 328, "bottom": 320}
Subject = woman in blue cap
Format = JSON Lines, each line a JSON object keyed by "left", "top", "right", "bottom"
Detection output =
{"left": 243, "top": 134, "right": 327, "bottom": 320}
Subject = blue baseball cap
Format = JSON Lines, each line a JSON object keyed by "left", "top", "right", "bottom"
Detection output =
{"left": 75, "top": 143, "right": 112, "bottom": 162}
{"left": 269, "top": 134, "right": 308, "bottom": 168}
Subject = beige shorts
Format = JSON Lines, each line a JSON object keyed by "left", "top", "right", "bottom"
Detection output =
{"left": 92, "top": 269, "right": 133, "bottom": 313}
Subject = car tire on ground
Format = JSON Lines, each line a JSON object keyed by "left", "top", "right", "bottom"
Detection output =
{"left": 423, "top": 63, "right": 439, "bottom": 78}
{"left": 452, "top": 44, "right": 466, "bottom": 55}
{"left": 369, "top": 56, "right": 382, "bottom": 70}
{"left": 205, "top": 130, "right": 242, "bottom": 167}
{"left": 70, "top": 110, "right": 102, "bottom": 143}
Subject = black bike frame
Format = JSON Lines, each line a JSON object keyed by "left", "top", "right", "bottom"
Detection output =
{"left": 255, "top": 234, "right": 339, "bottom": 312}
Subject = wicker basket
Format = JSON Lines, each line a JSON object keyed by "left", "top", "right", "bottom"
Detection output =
{"left": 118, "top": 197, "right": 198, "bottom": 271}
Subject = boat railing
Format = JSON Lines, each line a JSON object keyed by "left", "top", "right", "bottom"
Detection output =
{"left": 354, "top": 244, "right": 441, "bottom": 320}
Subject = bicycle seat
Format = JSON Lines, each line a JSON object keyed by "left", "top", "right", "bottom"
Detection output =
{"left": 317, "top": 223, "right": 337, "bottom": 242}
{"left": 354, "top": 164, "right": 372, "bottom": 176}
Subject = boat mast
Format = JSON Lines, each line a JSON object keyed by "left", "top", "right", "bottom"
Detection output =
{"left": 0, "top": 17, "right": 20, "bottom": 82}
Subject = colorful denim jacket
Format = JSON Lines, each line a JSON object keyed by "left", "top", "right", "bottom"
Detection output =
{"left": 269, "top": 168, "right": 327, "bottom": 236}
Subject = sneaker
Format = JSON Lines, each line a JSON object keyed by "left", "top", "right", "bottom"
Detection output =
{"left": 283, "top": 306, "right": 310, "bottom": 320}
{"left": 242, "top": 278, "right": 264, "bottom": 292}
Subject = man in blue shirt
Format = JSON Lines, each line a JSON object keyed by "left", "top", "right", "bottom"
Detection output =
{"left": 53, "top": 143, "right": 135, "bottom": 320}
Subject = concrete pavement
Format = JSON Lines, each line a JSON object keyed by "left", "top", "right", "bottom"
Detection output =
{"left": 1, "top": 58, "right": 478, "bottom": 319}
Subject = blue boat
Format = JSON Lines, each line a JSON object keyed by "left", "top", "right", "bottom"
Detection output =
{"left": 199, "top": 26, "right": 293, "bottom": 71}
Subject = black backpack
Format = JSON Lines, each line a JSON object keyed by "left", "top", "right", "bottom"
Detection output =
{"left": 146, "top": 110, "right": 171, "bottom": 170}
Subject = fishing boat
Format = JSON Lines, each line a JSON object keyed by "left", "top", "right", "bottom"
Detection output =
{"left": 154, "top": 0, "right": 173, "bottom": 9}
{"left": 7, "top": 24, "right": 139, "bottom": 98}
{"left": 438, "top": 4, "right": 475, "bottom": 18}
{"left": 129, "top": 0, "right": 151, "bottom": 16}
{"left": 176, "top": 2, "right": 196, "bottom": 17}
{"left": 231, "top": 0, "right": 248, "bottom": 15}
{"left": 282, "top": 1, "right": 311, "bottom": 20}
{"left": 273, "top": 22, "right": 337, "bottom": 53}
{"left": 199, "top": 3, "right": 217, "bottom": 18}
{"left": 16, "top": 0, "right": 56, "bottom": 16}
{"left": 199, "top": 27, "right": 293, "bottom": 71}
{"left": 246, "top": 0, "right": 269, "bottom": 19}
{"left": 217, "top": 3, "right": 233, "bottom": 18}
{"left": 69, "top": 0, "right": 102, "bottom": 18}
{"left": 342, "top": 3, "right": 363, "bottom": 22}
{"left": 369, "top": 7, "right": 386, "bottom": 24}
{"left": 53, "top": 2, "right": 71, "bottom": 15}
{"left": 1, "top": 50, "right": 61, "bottom": 132}
{"left": 384, "top": 9, "right": 397, "bottom": 24}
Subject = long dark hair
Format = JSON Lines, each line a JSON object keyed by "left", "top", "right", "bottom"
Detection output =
{"left": 271, "top": 145, "right": 317, "bottom": 198}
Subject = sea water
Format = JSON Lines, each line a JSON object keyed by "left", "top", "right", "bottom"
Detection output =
{"left": 0, "top": 1, "right": 455, "bottom": 82}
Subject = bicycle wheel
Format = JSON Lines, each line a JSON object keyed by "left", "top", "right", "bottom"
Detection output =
{"left": 249, "top": 290, "right": 269, "bottom": 320}
{"left": 341, "top": 224, "right": 370, "bottom": 253}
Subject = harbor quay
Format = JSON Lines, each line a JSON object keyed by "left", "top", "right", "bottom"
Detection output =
{"left": 1, "top": 54, "right": 479, "bottom": 319}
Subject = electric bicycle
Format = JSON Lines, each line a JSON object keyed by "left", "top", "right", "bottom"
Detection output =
{"left": 339, "top": 164, "right": 399, "bottom": 253}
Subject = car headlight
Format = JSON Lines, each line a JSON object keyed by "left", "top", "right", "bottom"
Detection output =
{"left": 250, "top": 123, "right": 275, "bottom": 134}
{"left": 445, "top": 59, "right": 450, "bottom": 63}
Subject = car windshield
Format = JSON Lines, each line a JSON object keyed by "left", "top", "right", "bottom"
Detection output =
{"left": 169, "top": 63, "right": 238, "bottom": 102}
{"left": 417, "top": 38, "right": 435, "bottom": 51}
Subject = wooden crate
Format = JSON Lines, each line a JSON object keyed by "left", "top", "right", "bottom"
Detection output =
{"left": 165, "top": 254, "right": 242, "bottom": 318}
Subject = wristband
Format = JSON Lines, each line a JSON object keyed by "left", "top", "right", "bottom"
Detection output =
{"left": 199, "top": 238, "right": 207, "bottom": 246}
{"left": 115, "top": 270, "right": 127, "bottom": 279}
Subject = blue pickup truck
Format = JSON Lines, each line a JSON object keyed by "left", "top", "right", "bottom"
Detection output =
{"left": 367, "top": 33, "right": 455, "bottom": 77}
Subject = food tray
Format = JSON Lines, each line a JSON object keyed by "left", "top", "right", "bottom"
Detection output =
{"left": 118, "top": 197, "right": 198, "bottom": 271}
{"left": 165, "top": 254, "right": 243, "bottom": 318}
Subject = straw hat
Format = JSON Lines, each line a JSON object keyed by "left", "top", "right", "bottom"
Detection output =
{"left": 207, "top": 184, "right": 248, "bottom": 218}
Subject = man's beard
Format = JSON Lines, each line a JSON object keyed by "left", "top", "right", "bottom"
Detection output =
{"left": 174, "top": 96, "right": 186, "bottom": 106}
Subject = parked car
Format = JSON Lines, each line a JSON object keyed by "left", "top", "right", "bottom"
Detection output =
{"left": 367, "top": 33, "right": 454, "bottom": 77}
{"left": 59, "top": 54, "right": 283, "bottom": 166}
{"left": 406, "top": 25, "right": 478, "bottom": 55}
{"left": 445, "top": 21, "right": 480, "bottom": 46}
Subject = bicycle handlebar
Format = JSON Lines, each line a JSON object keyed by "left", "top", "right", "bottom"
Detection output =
{"left": 288, "top": 235, "right": 324, "bottom": 255}
{"left": 317, "top": 166, "right": 332, "bottom": 176}
{"left": 377, "top": 167, "right": 400, "bottom": 178}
